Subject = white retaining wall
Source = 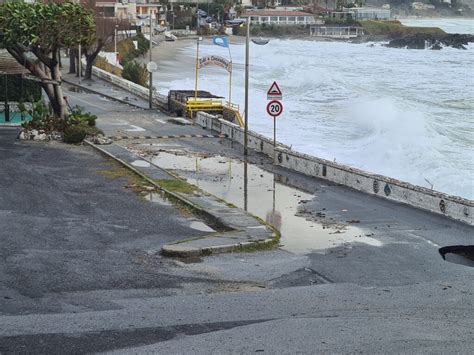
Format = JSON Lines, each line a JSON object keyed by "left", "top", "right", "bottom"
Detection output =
{"left": 92, "top": 66, "right": 168, "bottom": 110}
{"left": 196, "top": 111, "right": 474, "bottom": 225}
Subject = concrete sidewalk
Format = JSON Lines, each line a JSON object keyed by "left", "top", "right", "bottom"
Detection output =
{"left": 61, "top": 71, "right": 150, "bottom": 110}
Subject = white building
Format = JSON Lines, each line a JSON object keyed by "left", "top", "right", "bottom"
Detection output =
{"left": 346, "top": 7, "right": 391, "bottom": 20}
{"left": 241, "top": 11, "right": 315, "bottom": 26}
{"left": 411, "top": 2, "right": 436, "bottom": 10}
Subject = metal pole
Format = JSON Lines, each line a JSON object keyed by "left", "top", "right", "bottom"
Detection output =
{"left": 244, "top": 16, "right": 250, "bottom": 156}
{"left": 273, "top": 117, "right": 276, "bottom": 164}
{"left": 78, "top": 44, "right": 81, "bottom": 85}
{"left": 114, "top": 26, "right": 117, "bottom": 66}
{"left": 244, "top": 158, "right": 248, "bottom": 212}
{"left": 149, "top": 12, "right": 153, "bottom": 110}
{"left": 194, "top": 38, "right": 200, "bottom": 99}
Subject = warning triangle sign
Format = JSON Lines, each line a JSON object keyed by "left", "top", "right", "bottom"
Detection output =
{"left": 267, "top": 81, "right": 283, "bottom": 99}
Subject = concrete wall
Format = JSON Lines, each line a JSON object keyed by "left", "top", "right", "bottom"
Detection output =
{"left": 196, "top": 111, "right": 474, "bottom": 225}
{"left": 92, "top": 66, "right": 168, "bottom": 111}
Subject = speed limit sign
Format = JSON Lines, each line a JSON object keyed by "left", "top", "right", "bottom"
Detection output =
{"left": 266, "top": 100, "right": 283, "bottom": 118}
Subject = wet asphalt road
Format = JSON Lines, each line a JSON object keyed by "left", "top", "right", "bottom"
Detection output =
{"left": 0, "top": 83, "right": 473, "bottom": 353}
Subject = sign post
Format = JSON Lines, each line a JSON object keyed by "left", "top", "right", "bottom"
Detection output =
{"left": 266, "top": 100, "right": 283, "bottom": 163}
{"left": 267, "top": 82, "right": 283, "bottom": 163}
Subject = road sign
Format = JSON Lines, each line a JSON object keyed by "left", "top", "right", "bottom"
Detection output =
{"left": 146, "top": 61, "right": 158, "bottom": 72}
{"left": 267, "top": 100, "right": 283, "bottom": 118}
{"left": 267, "top": 81, "right": 282, "bottom": 100}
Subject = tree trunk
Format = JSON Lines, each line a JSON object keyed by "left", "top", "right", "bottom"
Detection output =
{"left": 84, "top": 56, "right": 93, "bottom": 80}
{"left": 69, "top": 47, "right": 77, "bottom": 74}
{"left": 52, "top": 51, "right": 67, "bottom": 119}
{"left": 84, "top": 42, "right": 105, "bottom": 80}
{"left": 8, "top": 46, "right": 67, "bottom": 119}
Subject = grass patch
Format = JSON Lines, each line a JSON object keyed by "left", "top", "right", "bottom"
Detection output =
{"left": 359, "top": 20, "right": 445, "bottom": 37}
{"left": 154, "top": 179, "right": 197, "bottom": 194}
{"left": 97, "top": 161, "right": 155, "bottom": 194}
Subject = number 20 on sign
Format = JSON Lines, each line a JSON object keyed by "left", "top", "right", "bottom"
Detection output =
{"left": 266, "top": 100, "right": 283, "bottom": 117}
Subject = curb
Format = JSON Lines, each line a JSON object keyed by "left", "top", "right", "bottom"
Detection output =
{"left": 85, "top": 140, "right": 280, "bottom": 258}
{"left": 62, "top": 79, "right": 147, "bottom": 109}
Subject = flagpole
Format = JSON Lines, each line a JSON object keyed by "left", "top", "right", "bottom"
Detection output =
{"left": 227, "top": 41, "right": 232, "bottom": 107}
{"left": 195, "top": 38, "right": 200, "bottom": 99}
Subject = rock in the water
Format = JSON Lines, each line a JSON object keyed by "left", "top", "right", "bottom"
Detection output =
{"left": 387, "top": 33, "right": 474, "bottom": 50}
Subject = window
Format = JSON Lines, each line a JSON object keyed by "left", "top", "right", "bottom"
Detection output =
{"left": 279, "top": 16, "right": 286, "bottom": 21}
{"left": 288, "top": 16, "right": 295, "bottom": 22}
{"left": 270, "top": 16, "right": 278, "bottom": 23}
{"left": 297, "top": 16, "right": 305, "bottom": 22}
{"left": 251, "top": 17, "right": 258, "bottom": 21}
{"left": 261, "top": 16, "right": 268, "bottom": 22}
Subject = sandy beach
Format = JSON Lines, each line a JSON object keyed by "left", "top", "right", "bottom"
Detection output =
{"left": 139, "top": 35, "right": 246, "bottom": 95}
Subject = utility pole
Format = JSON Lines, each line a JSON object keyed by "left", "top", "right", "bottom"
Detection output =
{"left": 149, "top": 11, "right": 153, "bottom": 110}
{"left": 78, "top": 44, "right": 82, "bottom": 85}
{"left": 244, "top": 16, "right": 250, "bottom": 156}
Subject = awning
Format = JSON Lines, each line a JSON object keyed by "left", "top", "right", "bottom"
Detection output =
{"left": 0, "top": 50, "right": 28, "bottom": 75}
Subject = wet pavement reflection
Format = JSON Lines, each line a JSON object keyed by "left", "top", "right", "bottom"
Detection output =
{"left": 148, "top": 150, "right": 382, "bottom": 254}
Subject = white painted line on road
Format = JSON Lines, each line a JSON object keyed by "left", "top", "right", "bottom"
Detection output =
{"left": 108, "top": 121, "right": 128, "bottom": 125}
{"left": 126, "top": 125, "right": 146, "bottom": 132}
{"left": 155, "top": 119, "right": 167, "bottom": 124}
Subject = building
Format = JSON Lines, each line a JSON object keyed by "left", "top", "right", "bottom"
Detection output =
{"left": 347, "top": 7, "right": 391, "bottom": 20}
{"left": 241, "top": 10, "right": 315, "bottom": 26}
{"left": 310, "top": 25, "right": 364, "bottom": 38}
{"left": 411, "top": 2, "right": 436, "bottom": 10}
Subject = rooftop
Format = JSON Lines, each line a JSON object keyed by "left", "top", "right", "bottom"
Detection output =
{"left": 0, "top": 51, "right": 28, "bottom": 75}
{"left": 242, "top": 10, "right": 314, "bottom": 17}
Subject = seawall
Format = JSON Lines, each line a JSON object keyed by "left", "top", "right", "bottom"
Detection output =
{"left": 90, "top": 65, "right": 473, "bottom": 226}
{"left": 195, "top": 111, "right": 473, "bottom": 226}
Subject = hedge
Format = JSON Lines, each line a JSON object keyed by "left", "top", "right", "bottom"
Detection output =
{"left": 0, "top": 74, "right": 42, "bottom": 102}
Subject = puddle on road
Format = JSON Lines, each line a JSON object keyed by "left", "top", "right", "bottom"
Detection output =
{"left": 68, "top": 86, "right": 88, "bottom": 94}
{"left": 131, "top": 160, "right": 151, "bottom": 168}
{"left": 150, "top": 151, "right": 382, "bottom": 254}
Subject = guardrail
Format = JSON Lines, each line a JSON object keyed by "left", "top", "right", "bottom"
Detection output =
{"left": 195, "top": 111, "right": 473, "bottom": 226}
{"left": 91, "top": 66, "right": 168, "bottom": 110}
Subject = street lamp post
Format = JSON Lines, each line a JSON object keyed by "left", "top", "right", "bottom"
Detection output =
{"left": 244, "top": 17, "right": 269, "bottom": 156}
{"left": 149, "top": 11, "right": 153, "bottom": 110}
{"left": 114, "top": 24, "right": 118, "bottom": 66}
{"left": 244, "top": 16, "right": 250, "bottom": 156}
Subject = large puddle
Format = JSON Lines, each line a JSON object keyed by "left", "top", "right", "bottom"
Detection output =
{"left": 147, "top": 150, "right": 382, "bottom": 254}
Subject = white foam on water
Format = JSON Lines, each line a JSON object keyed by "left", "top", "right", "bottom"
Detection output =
{"left": 157, "top": 19, "right": 474, "bottom": 199}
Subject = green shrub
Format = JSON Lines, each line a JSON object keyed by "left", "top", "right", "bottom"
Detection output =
{"left": 134, "top": 33, "right": 150, "bottom": 56}
{"left": 0, "top": 74, "right": 42, "bottom": 102}
{"left": 122, "top": 61, "right": 149, "bottom": 87}
{"left": 21, "top": 100, "right": 62, "bottom": 131}
{"left": 63, "top": 123, "right": 101, "bottom": 144}
{"left": 62, "top": 105, "right": 101, "bottom": 143}
{"left": 63, "top": 124, "right": 87, "bottom": 144}
{"left": 68, "top": 106, "right": 97, "bottom": 127}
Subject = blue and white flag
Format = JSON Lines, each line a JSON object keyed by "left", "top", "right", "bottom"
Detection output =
{"left": 212, "top": 36, "right": 229, "bottom": 48}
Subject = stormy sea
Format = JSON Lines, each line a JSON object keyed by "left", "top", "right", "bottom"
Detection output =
{"left": 158, "top": 18, "right": 474, "bottom": 199}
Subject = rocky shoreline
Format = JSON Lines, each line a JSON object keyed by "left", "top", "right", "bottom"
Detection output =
{"left": 386, "top": 33, "right": 474, "bottom": 49}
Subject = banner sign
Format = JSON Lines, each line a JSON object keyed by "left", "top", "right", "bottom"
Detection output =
{"left": 198, "top": 55, "right": 232, "bottom": 73}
